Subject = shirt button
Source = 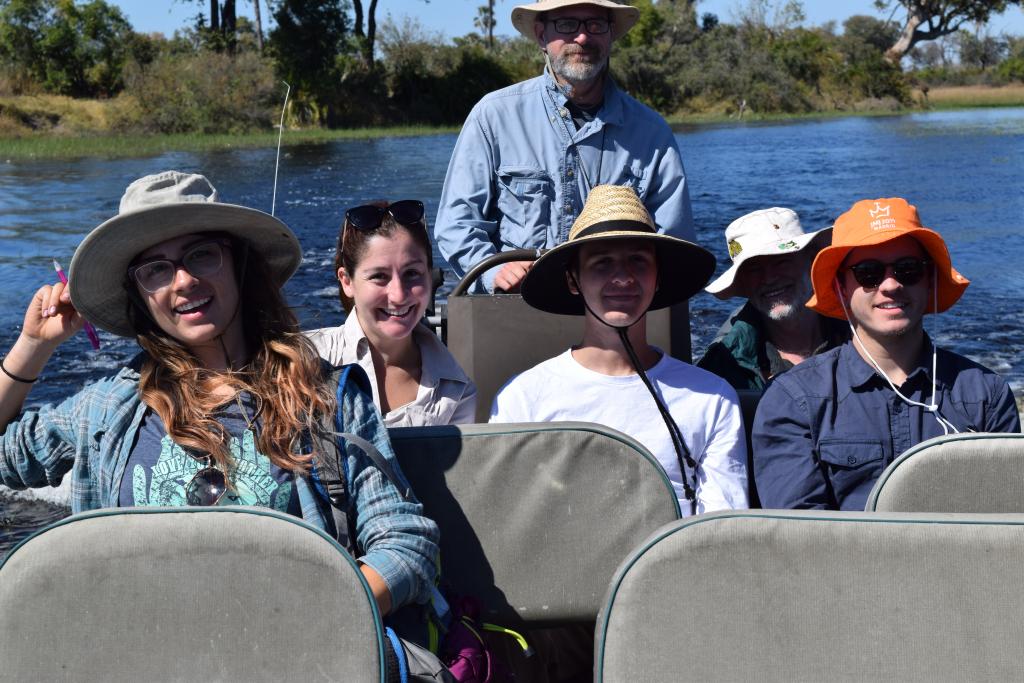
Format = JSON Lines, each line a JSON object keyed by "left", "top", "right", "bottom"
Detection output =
{"left": 567, "top": 168, "right": 574, "bottom": 178}
{"left": 847, "top": 456, "right": 857, "bottom": 465}
{"left": 893, "top": 403, "right": 903, "bottom": 414}
{"left": 560, "top": 108, "right": 569, "bottom": 118}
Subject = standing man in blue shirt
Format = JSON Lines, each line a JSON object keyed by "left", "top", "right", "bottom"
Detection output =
{"left": 753, "top": 198, "right": 1020, "bottom": 511}
{"left": 435, "top": 0, "right": 695, "bottom": 293}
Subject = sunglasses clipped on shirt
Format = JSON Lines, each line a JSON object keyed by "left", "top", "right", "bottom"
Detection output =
{"left": 344, "top": 200, "right": 425, "bottom": 233}
{"left": 547, "top": 17, "right": 612, "bottom": 35}
{"left": 847, "top": 257, "right": 930, "bottom": 289}
{"left": 128, "top": 239, "right": 232, "bottom": 293}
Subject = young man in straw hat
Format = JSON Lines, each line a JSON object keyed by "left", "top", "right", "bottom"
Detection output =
{"left": 698, "top": 207, "right": 848, "bottom": 391}
{"left": 491, "top": 185, "right": 748, "bottom": 514}
{"left": 753, "top": 197, "right": 1020, "bottom": 511}
{"left": 435, "top": 0, "right": 695, "bottom": 294}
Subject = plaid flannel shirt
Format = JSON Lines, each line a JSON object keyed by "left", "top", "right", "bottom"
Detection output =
{"left": 0, "top": 358, "right": 439, "bottom": 609}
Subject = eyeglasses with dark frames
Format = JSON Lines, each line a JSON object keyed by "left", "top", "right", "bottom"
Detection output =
{"left": 546, "top": 17, "right": 612, "bottom": 35}
{"left": 847, "top": 257, "right": 930, "bottom": 289}
{"left": 128, "top": 239, "right": 232, "bottom": 293}
{"left": 344, "top": 200, "right": 425, "bottom": 233}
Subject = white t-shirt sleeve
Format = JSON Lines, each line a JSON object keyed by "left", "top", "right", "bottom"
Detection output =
{"left": 489, "top": 372, "right": 534, "bottom": 423}
{"left": 693, "top": 387, "right": 749, "bottom": 513}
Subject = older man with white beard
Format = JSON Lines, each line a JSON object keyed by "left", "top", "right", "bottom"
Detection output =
{"left": 698, "top": 208, "right": 849, "bottom": 392}
{"left": 435, "top": 0, "right": 696, "bottom": 294}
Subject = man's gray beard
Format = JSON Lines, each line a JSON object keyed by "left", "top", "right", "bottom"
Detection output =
{"left": 549, "top": 51, "right": 607, "bottom": 85}
{"left": 754, "top": 278, "right": 813, "bottom": 323}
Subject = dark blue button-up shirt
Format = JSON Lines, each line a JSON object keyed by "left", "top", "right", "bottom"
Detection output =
{"left": 753, "top": 338, "right": 1020, "bottom": 511}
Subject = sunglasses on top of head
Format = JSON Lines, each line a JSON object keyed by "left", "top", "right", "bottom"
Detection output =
{"left": 345, "top": 200, "right": 425, "bottom": 232}
{"left": 847, "top": 257, "right": 930, "bottom": 289}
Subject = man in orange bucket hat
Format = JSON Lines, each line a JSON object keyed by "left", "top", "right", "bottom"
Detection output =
{"left": 753, "top": 197, "right": 1019, "bottom": 511}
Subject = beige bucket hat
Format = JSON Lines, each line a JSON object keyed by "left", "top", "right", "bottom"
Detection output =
{"left": 511, "top": 0, "right": 640, "bottom": 42}
{"left": 521, "top": 184, "right": 715, "bottom": 315}
{"left": 69, "top": 170, "right": 302, "bottom": 337}
{"left": 705, "top": 207, "right": 830, "bottom": 300}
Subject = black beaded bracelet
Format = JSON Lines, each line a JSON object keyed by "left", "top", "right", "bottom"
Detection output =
{"left": 0, "top": 357, "right": 38, "bottom": 384}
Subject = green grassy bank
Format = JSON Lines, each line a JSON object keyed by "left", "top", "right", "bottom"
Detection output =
{"left": 3, "top": 85, "right": 1023, "bottom": 162}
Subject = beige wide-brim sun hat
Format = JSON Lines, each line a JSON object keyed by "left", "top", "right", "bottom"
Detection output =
{"left": 511, "top": 0, "right": 640, "bottom": 42}
{"left": 705, "top": 207, "right": 830, "bottom": 300}
{"left": 69, "top": 171, "right": 302, "bottom": 338}
{"left": 521, "top": 184, "right": 716, "bottom": 316}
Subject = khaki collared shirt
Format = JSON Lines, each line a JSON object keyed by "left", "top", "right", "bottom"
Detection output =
{"left": 307, "top": 313, "right": 478, "bottom": 427}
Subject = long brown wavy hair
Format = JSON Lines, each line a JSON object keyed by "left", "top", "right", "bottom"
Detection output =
{"left": 127, "top": 235, "right": 333, "bottom": 474}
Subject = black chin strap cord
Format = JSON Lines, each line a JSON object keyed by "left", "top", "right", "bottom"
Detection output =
{"left": 569, "top": 273, "right": 698, "bottom": 515}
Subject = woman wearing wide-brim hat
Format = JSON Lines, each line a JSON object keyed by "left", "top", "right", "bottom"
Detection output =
{"left": 0, "top": 171, "right": 438, "bottom": 616}
{"left": 493, "top": 184, "right": 749, "bottom": 516}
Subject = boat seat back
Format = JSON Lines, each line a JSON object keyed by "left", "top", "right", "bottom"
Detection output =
{"left": 866, "top": 432, "right": 1024, "bottom": 512}
{"left": 390, "top": 422, "right": 681, "bottom": 626}
{"left": 446, "top": 295, "right": 688, "bottom": 421}
{"left": 0, "top": 507, "right": 385, "bottom": 682}
{"left": 596, "top": 510, "right": 1024, "bottom": 682}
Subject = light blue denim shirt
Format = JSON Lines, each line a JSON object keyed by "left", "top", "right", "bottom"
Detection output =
{"left": 0, "top": 356, "right": 439, "bottom": 609}
{"left": 436, "top": 70, "right": 695, "bottom": 293}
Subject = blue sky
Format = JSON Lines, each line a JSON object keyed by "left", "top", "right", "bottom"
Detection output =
{"left": 115, "top": 1, "right": 1024, "bottom": 38}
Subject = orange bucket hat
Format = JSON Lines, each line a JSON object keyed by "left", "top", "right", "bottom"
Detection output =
{"left": 807, "top": 197, "right": 969, "bottom": 319}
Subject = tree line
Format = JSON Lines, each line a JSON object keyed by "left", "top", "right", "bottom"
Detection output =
{"left": 0, "top": 0, "right": 1022, "bottom": 136}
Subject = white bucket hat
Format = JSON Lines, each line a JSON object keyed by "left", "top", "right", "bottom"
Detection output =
{"left": 69, "top": 170, "right": 302, "bottom": 337}
{"left": 705, "top": 207, "right": 829, "bottom": 300}
{"left": 511, "top": 0, "right": 640, "bottom": 42}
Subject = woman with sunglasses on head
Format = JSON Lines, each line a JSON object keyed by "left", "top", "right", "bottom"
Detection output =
{"left": 307, "top": 200, "right": 477, "bottom": 426}
{"left": 0, "top": 171, "right": 439, "bottom": 616}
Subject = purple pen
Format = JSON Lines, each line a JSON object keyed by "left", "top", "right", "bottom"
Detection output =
{"left": 52, "top": 259, "right": 101, "bottom": 351}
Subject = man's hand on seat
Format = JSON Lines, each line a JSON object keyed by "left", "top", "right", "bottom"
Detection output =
{"left": 493, "top": 261, "right": 534, "bottom": 293}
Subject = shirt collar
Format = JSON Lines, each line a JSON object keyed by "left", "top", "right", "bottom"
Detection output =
{"left": 840, "top": 334, "right": 937, "bottom": 390}
{"left": 342, "top": 310, "right": 470, "bottom": 387}
{"left": 542, "top": 67, "right": 624, "bottom": 126}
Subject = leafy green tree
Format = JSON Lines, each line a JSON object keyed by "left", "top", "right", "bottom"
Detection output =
{"left": 268, "top": 0, "right": 350, "bottom": 121}
{"left": 0, "top": 0, "right": 49, "bottom": 90}
{"left": 0, "top": 0, "right": 133, "bottom": 96}
{"left": 957, "top": 29, "right": 1006, "bottom": 69}
{"left": 875, "top": 0, "right": 1024, "bottom": 63}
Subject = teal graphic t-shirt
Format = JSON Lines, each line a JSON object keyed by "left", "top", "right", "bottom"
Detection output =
{"left": 119, "top": 393, "right": 299, "bottom": 515}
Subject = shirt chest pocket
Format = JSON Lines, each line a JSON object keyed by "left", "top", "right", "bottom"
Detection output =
{"left": 608, "top": 164, "right": 647, "bottom": 198}
{"left": 817, "top": 440, "right": 886, "bottom": 508}
{"left": 495, "top": 166, "right": 554, "bottom": 249}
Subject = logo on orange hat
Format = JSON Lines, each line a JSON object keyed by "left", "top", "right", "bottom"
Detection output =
{"left": 868, "top": 201, "right": 897, "bottom": 231}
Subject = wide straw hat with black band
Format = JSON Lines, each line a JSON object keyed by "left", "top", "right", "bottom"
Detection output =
{"left": 511, "top": 0, "right": 640, "bottom": 42}
{"left": 521, "top": 184, "right": 716, "bottom": 315}
{"left": 69, "top": 170, "right": 302, "bottom": 338}
{"left": 705, "top": 207, "right": 830, "bottom": 300}
{"left": 807, "top": 197, "right": 969, "bottom": 320}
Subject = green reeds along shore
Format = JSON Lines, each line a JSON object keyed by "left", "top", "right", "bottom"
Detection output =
{"left": 3, "top": 85, "right": 1023, "bottom": 161}
{"left": 0, "top": 126, "right": 458, "bottom": 162}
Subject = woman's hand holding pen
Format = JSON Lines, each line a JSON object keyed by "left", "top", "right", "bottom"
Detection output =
{"left": 24, "top": 280, "right": 85, "bottom": 350}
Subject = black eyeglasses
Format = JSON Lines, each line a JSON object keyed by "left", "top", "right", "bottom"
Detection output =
{"left": 547, "top": 17, "right": 611, "bottom": 35}
{"left": 345, "top": 200, "right": 425, "bottom": 232}
{"left": 847, "top": 257, "right": 930, "bottom": 289}
{"left": 128, "top": 239, "right": 231, "bottom": 293}
{"left": 185, "top": 457, "right": 227, "bottom": 506}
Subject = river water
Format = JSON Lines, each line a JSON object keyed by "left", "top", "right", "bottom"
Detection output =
{"left": 2, "top": 107, "right": 1023, "bottom": 554}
